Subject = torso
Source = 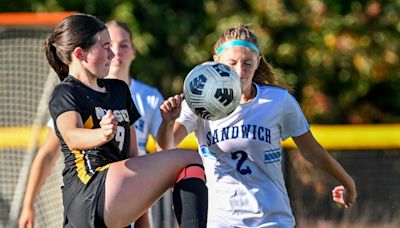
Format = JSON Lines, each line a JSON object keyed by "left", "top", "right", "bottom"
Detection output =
{"left": 129, "top": 78, "right": 164, "bottom": 155}
{"left": 49, "top": 76, "right": 140, "bottom": 185}
{"left": 178, "top": 84, "right": 309, "bottom": 227}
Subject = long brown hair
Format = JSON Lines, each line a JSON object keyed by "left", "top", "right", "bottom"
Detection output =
{"left": 106, "top": 20, "right": 133, "bottom": 41}
{"left": 214, "top": 25, "right": 293, "bottom": 92}
{"left": 44, "top": 13, "right": 107, "bottom": 81}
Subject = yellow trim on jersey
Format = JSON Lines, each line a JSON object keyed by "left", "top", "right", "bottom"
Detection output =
{"left": 72, "top": 149, "right": 110, "bottom": 184}
{"left": 96, "top": 164, "right": 110, "bottom": 171}
{"left": 72, "top": 150, "right": 92, "bottom": 184}
{"left": 83, "top": 116, "right": 94, "bottom": 129}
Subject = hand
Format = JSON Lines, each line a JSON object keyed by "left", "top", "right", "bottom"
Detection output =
{"left": 160, "top": 94, "right": 184, "bottom": 122}
{"left": 99, "top": 110, "right": 118, "bottom": 142}
{"left": 332, "top": 185, "right": 356, "bottom": 208}
{"left": 19, "top": 206, "right": 35, "bottom": 228}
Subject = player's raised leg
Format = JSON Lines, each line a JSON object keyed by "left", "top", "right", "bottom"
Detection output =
{"left": 104, "top": 149, "right": 207, "bottom": 228}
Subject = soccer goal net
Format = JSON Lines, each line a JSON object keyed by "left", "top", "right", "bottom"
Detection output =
{"left": 0, "top": 12, "right": 74, "bottom": 227}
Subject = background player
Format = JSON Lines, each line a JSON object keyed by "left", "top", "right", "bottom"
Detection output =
{"left": 106, "top": 20, "right": 164, "bottom": 157}
{"left": 106, "top": 20, "right": 169, "bottom": 228}
{"left": 157, "top": 24, "right": 357, "bottom": 227}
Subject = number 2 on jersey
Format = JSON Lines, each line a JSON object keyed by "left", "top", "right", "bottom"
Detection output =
{"left": 231, "top": 151, "right": 252, "bottom": 175}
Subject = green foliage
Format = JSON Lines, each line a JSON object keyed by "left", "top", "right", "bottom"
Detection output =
{"left": 2, "top": 0, "right": 399, "bottom": 123}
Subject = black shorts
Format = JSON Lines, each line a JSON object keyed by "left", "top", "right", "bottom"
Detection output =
{"left": 62, "top": 169, "right": 108, "bottom": 228}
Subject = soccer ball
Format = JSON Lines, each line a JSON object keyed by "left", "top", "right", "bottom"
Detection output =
{"left": 183, "top": 62, "right": 242, "bottom": 120}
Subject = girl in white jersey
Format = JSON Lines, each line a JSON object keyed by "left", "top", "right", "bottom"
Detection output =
{"left": 157, "top": 25, "right": 357, "bottom": 228}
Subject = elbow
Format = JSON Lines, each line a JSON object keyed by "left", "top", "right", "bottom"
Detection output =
{"left": 301, "top": 149, "right": 315, "bottom": 160}
{"left": 155, "top": 136, "right": 174, "bottom": 151}
{"left": 155, "top": 143, "right": 161, "bottom": 152}
{"left": 63, "top": 139, "right": 77, "bottom": 151}
{"left": 155, "top": 142, "right": 175, "bottom": 151}
{"left": 155, "top": 143, "right": 166, "bottom": 152}
{"left": 298, "top": 146, "right": 324, "bottom": 164}
{"left": 62, "top": 133, "right": 81, "bottom": 151}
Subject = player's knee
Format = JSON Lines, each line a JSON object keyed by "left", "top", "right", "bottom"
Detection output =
{"left": 175, "top": 164, "right": 206, "bottom": 183}
{"left": 173, "top": 164, "right": 208, "bottom": 227}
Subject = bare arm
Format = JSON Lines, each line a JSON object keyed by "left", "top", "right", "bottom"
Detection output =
{"left": 293, "top": 130, "right": 357, "bottom": 207}
{"left": 156, "top": 120, "right": 188, "bottom": 151}
{"left": 130, "top": 125, "right": 139, "bottom": 157}
{"left": 156, "top": 94, "right": 188, "bottom": 150}
{"left": 56, "top": 110, "right": 117, "bottom": 150}
{"left": 19, "top": 129, "right": 61, "bottom": 228}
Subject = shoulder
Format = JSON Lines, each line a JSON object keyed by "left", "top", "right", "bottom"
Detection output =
{"left": 130, "top": 79, "right": 163, "bottom": 97}
{"left": 101, "top": 78, "right": 130, "bottom": 93}
{"left": 255, "top": 84, "right": 300, "bottom": 109}
{"left": 52, "top": 78, "right": 77, "bottom": 96}
{"left": 131, "top": 79, "right": 159, "bottom": 91}
{"left": 257, "top": 84, "right": 290, "bottom": 98}
{"left": 102, "top": 78, "right": 127, "bottom": 87}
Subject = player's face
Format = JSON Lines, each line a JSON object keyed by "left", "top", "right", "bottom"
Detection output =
{"left": 108, "top": 25, "right": 135, "bottom": 76}
{"left": 83, "top": 29, "right": 115, "bottom": 78}
{"left": 215, "top": 45, "right": 260, "bottom": 95}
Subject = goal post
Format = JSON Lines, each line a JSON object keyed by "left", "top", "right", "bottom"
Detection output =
{"left": 0, "top": 11, "right": 75, "bottom": 228}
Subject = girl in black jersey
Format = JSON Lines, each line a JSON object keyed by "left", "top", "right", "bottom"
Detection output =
{"left": 45, "top": 13, "right": 207, "bottom": 228}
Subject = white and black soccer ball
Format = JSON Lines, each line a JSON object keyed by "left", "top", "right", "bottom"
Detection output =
{"left": 183, "top": 62, "right": 242, "bottom": 120}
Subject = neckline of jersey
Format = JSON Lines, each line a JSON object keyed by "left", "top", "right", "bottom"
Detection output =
{"left": 239, "top": 83, "right": 258, "bottom": 106}
{"left": 67, "top": 75, "right": 109, "bottom": 95}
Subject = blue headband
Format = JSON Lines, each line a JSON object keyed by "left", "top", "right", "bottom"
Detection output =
{"left": 216, "top": 40, "right": 260, "bottom": 55}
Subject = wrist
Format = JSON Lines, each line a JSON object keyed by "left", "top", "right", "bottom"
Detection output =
{"left": 98, "top": 128, "right": 113, "bottom": 144}
{"left": 345, "top": 179, "right": 357, "bottom": 198}
{"left": 22, "top": 200, "right": 34, "bottom": 209}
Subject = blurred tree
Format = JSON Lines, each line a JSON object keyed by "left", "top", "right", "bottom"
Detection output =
{"left": 1, "top": 0, "right": 399, "bottom": 124}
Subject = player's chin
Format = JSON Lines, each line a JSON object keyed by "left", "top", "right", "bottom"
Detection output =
{"left": 111, "top": 61, "right": 122, "bottom": 67}
{"left": 105, "top": 63, "right": 112, "bottom": 69}
{"left": 98, "top": 67, "right": 111, "bottom": 78}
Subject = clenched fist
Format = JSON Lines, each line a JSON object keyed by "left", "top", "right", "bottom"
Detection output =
{"left": 99, "top": 110, "right": 118, "bottom": 142}
{"left": 160, "top": 94, "right": 185, "bottom": 123}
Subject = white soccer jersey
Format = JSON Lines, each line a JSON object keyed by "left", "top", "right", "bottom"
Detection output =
{"left": 177, "top": 84, "right": 310, "bottom": 228}
{"left": 129, "top": 79, "right": 164, "bottom": 155}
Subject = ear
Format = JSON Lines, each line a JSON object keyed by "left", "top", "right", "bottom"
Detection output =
{"left": 72, "top": 47, "right": 85, "bottom": 61}
{"left": 132, "top": 46, "right": 137, "bottom": 61}
{"left": 213, "top": 54, "right": 219, "bottom": 62}
{"left": 257, "top": 55, "right": 261, "bottom": 67}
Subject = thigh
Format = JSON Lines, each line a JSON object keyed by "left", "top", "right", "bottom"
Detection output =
{"left": 104, "top": 148, "right": 201, "bottom": 228}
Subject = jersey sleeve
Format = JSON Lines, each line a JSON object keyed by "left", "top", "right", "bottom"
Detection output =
{"left": 148, "top": 89, "right": 165, "bottom": 137}
{"left": 49, "top": 84, "right": 81, "bottom": 122}
{"left": 176, "top": 100, "right": 199, "bottom": 133}
{"left": 280, "top": 92, "right": 310, "bottom": 140}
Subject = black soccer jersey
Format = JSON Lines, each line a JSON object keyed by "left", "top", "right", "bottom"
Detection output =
{"left": 49, "top": 75, "right": 140, "bottom": 185}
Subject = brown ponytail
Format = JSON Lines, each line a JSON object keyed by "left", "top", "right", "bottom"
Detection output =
{"left": 44, "top": 34, "right": 69, "bottom": 81}
{"left": 44, "top": 13, "right": 106, "bottom": 81}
